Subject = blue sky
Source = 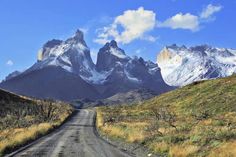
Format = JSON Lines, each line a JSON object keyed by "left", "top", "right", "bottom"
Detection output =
{"left": 0, "top": 0, "right": 235, "bottom": 80}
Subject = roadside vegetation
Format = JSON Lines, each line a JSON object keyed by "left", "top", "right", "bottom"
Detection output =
{"left": 97, "top": 74, "right": 236, "bottom": 157}
{"left": 0, "top": 89, "right": 74, "bottom": 156}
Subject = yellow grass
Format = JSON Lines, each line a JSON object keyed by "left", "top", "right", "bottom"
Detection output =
{"left": 127, "top": 130, "right": 146, "bottom": 143}
{"left": 169, "top": 144, "right": 200, "bottom": 157}
{"left": 119, "top": 122, "right": 149, "bottom": 127}
{"left": 208, "top": 141, "right": 236, "bottom": 157}
{"left": 103, "top": 125, "right": 126, "bottom": 139}
{"left": 97, "top": 110, "right": 147, "bottom": 143}
{"left": 0, "top": 123, "right": 52, "bottom": 155}
{"left": 119, "top": 121, "right": 148, "bottom": 142}
{"left": 149, "top": 141, "right": 169, "bottom": 153}
{"left": 96, "top": 108, "right": 104, "bottom": 128}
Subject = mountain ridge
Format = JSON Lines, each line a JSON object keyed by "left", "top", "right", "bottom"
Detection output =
{"left": 0, "top": 30, "right": 172, "bottom": 101}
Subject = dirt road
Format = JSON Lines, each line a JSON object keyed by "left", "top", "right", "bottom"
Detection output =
{"left": 7, "top": 109, "right": 131, "bottom": 157}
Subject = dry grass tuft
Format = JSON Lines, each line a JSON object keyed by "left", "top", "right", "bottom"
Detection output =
{"left": 149, "top": 141, "right": 169, "bottom": 153}
{"left": 169, "top": 144, "right": 199, "bottom": 157}
{"left": 0, "top": 123, "right": 53, "bottom": 155}
{"left": 208, "top": 141, "right": 236, "bottom": 157}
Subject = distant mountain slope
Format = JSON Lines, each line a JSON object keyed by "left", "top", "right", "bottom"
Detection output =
{"left": 0, "top": 88, "right": 31, "bottom": 103}
{"left": 74, "top": 88, "right": 158, "bottom": 108}
{"left": 101, "top": 88, "right": 157, "bottom": 105}
{"left": 0, "top": 66, "right": 100, "bottom": 101}
{"left": 4, "top": 71, "right": 21, "bottom": 81}
{"left": 0, "top": 30, "right": 172, "bottom": 101}
{"left": 97, "top": 74, "right": 236, "bottom": 156}
{"left": 157, "top": 44, "right": 236, "bottom": 86}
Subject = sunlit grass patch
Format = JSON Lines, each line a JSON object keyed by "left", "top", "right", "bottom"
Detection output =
{"left": 0, "top": 123, "right": 52, "bottom": 155}
{"left": 208, "top": 141, "right": 236, "bottom": 157}
{"left": 169, "top": 144, "right": 200, "bottom": 157}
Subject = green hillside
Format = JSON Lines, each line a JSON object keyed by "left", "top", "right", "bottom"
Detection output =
{"left": 0, "top": 89, "right": 74, "bottom": 156}
{"left": 97, "top": 74, "right": 236, "bottom": 157}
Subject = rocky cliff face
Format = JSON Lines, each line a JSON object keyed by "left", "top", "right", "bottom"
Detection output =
{"left": 157, "top": 44, "right": 236, "bottom": 86}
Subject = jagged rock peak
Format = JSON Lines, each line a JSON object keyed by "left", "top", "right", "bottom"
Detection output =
{"left": 104, "top": 40, "right": 118, "bottom": 48}
{"left": 43, "top": 39, "right": 63, "bottom": 48}
{"left": 74, "top": 29, "right": 85, "bottom": 41}
{"left": 100, "top": 40, "right": 126, "bottom": 56}
{"left": 65, "top": 29, "right": 87, "bottom": 46}
{"left": 37, "top": 29, "right": 90, "bottom": 61}
{"left": 97, "top": 40, "right": 128, "bottom": 60}
{"left": 166, "top": 44, "right": 213, "bottom": 51}
{"left": 166, "top": 44, "right": 187, "bottom": 50}
{"left": 166, "top": 44, "right": 178, "bottom": 49}
{"left": 190, "top": 44, "right": 211, "bottom": 51}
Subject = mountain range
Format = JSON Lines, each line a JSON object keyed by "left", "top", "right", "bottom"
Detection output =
{"left": 0, "top": 30, "right": 172, "bottom": 101}
{"left": 157, "top": 44, "right": 236, "bottom": 86}
{"left": 1, "top": 30, "right": 235, "bottom": 101}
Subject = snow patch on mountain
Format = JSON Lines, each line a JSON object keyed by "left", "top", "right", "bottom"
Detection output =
{"left": 124, "top": 69, "right": 141, "bottom": 83}
{"left": 80, "top": 68, "right": 111, "bottom": 84}
{"left": 110, "top": 47, "right": 128, "bottom": 59}
{"left": 157, "top": 44, "right": 236, "bottom": 86}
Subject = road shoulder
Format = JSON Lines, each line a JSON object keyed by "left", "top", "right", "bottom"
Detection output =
{"left": 93, "top": 109, "right": 160, "bottom": 157}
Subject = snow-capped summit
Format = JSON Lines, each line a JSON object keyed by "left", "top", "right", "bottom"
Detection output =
{"left": 157, "top": 44, "right": 236, "bottom": 86}
{"left": 32, "top": 30, "right": 97, "bottom": 81}
{"left": 96, "top": 40, "right": 130, "bottom": 72}
{"left": 37, "top": 29, "right": 90, "bottom": 61}
{"left": 37, "top": 39, "right": 63, "bottom": 61}
{"left": 65, "top": 29, "right": 88, "bottom": 46}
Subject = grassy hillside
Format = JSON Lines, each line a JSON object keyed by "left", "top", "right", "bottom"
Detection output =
{"left": 0, "top": 89, "right": 74, "bottom": 156}
{"left": 97, "top": 75, "right": 236, "bottom": 157}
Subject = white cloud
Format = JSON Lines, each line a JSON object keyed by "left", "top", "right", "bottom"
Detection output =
{"left": 6, "top": 60, "right": 14, "bottom": 66}
{"left": 158, "top": 13, "right": 200, "bottom": 31}
{"left": 158, "top": 4, "right": 222, "bottom": 31}
{"left": 95, "top": 4, "right": 222, "bottom": 41}
{"left": 141, "top": 35, "right": 158, "bottom": 42}
{"left": 93, "top": 38, "right": 109, "bottom": 45}
{"left": 95, "top": 7, "right": 156, "bottom": 44}
{"left": 200, "top": 4, "right": 222, "bottom": 19}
